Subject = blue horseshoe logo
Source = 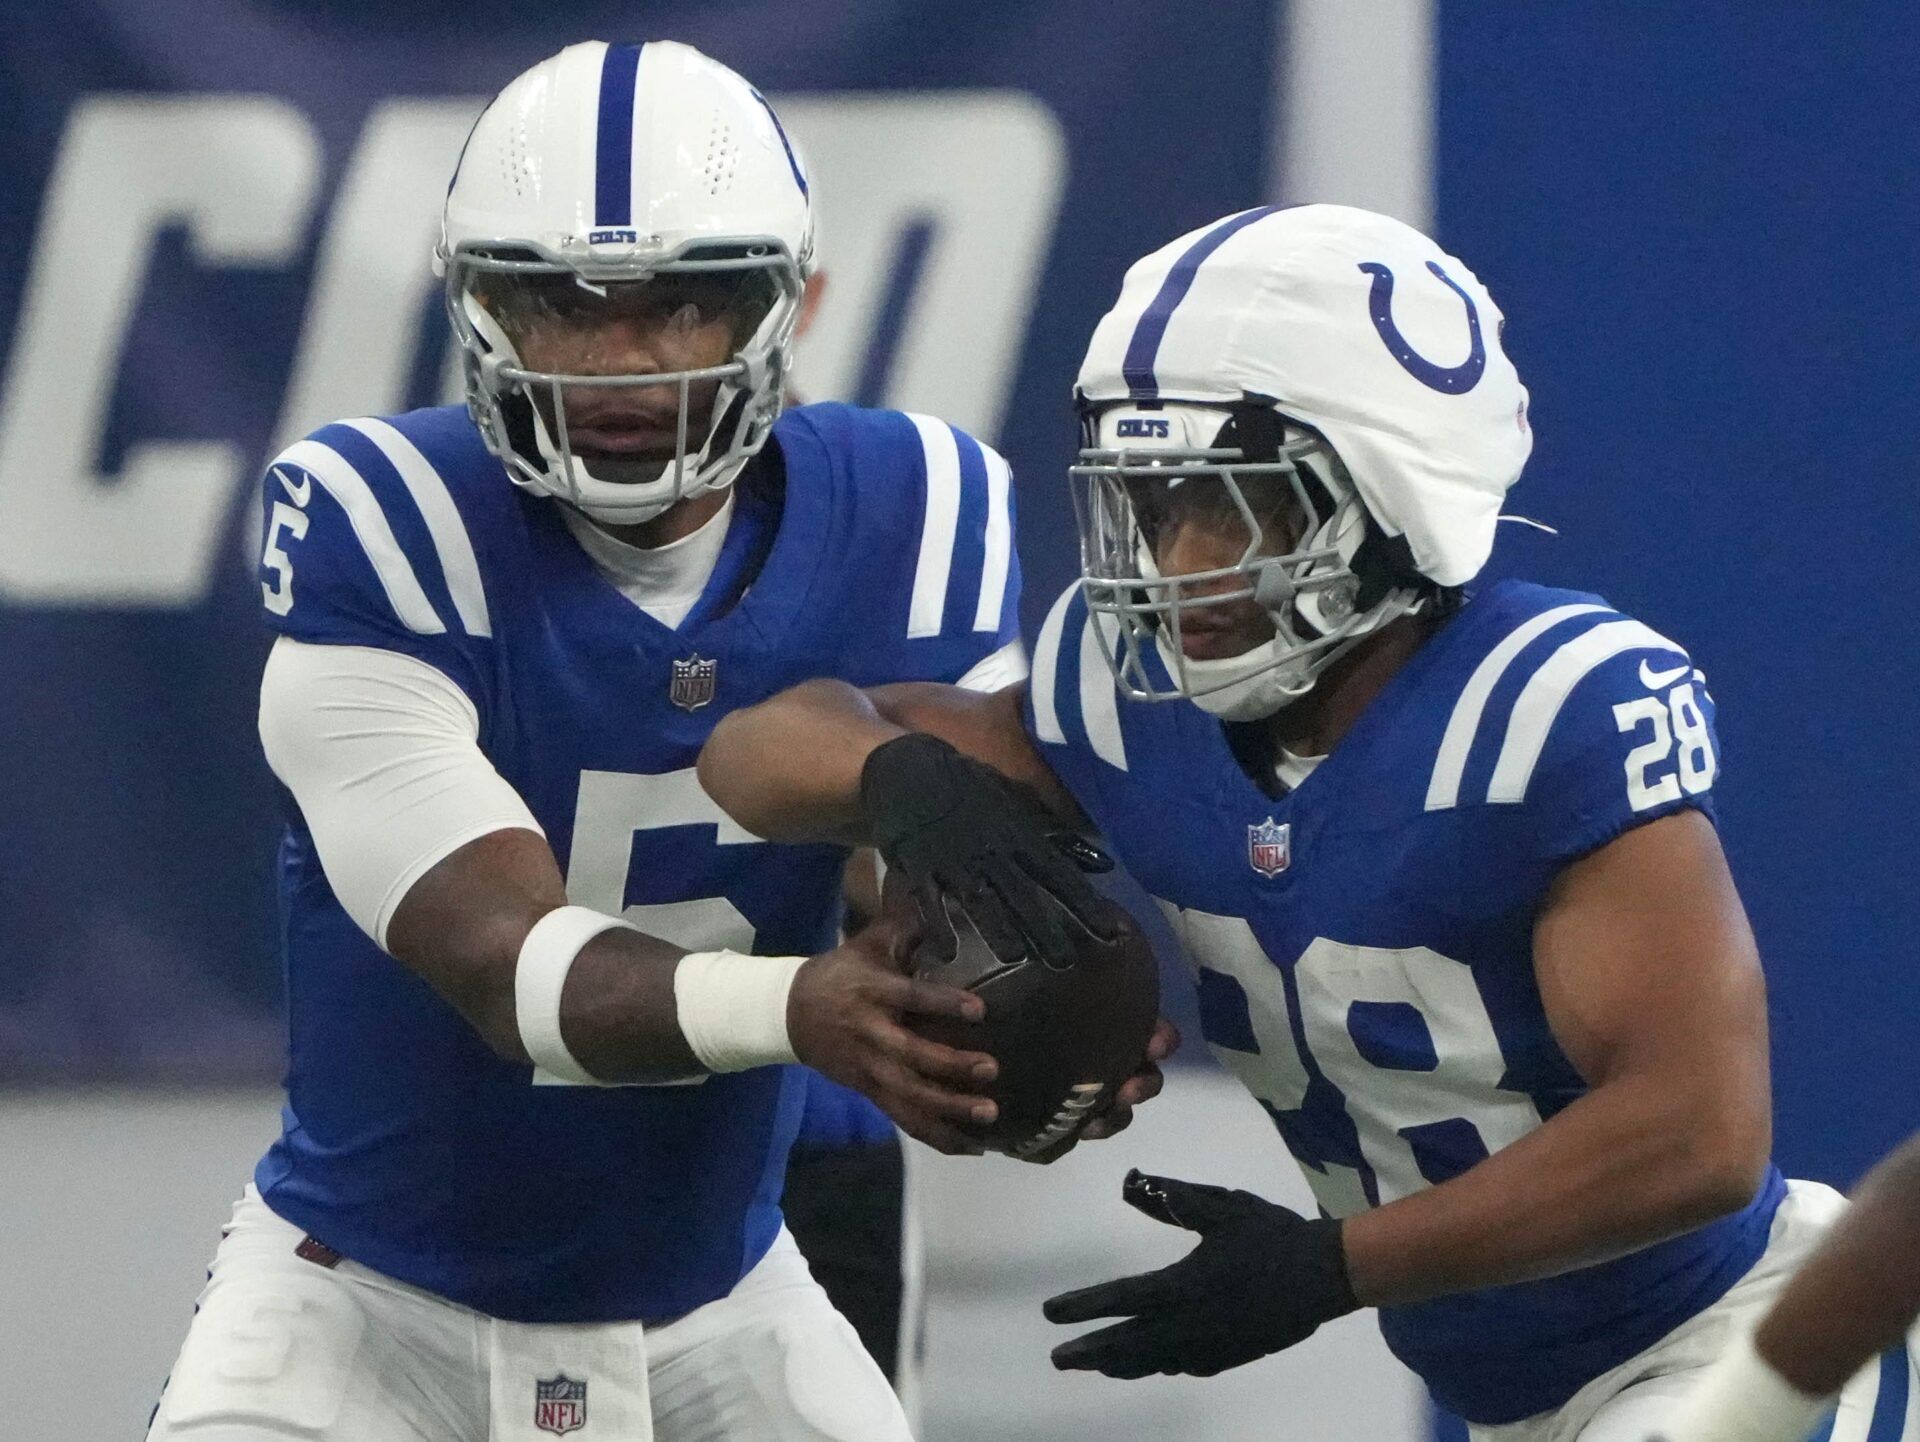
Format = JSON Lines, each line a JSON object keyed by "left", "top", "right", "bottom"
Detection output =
{"left": 1357, "top": 260, "right": 1486, "bottom": 394}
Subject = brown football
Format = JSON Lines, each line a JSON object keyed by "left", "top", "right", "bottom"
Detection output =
{"left": 903, "top": 889, "right": 1160, "bottom": 1163}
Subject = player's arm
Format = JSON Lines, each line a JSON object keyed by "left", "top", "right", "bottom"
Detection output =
{"left": 702, "top": 677, "right": 1176, "bottom": 1137}
{"left": 1753, "top": 1130, "right": 1920, "bottom": 1392}
{"left": 259, "top": 637, "right": 997, "bottom": 1152}
{"left": 1668, "top": 1131, "right": 1920, "bottom": 1442}
{"left": 1649, "top": 1130, "right": 1920, "bottom": 1442}
{"left": 701, "top": 677, "right": 1079, "bottom": 845}
{"left": 838, "top": 649, "right": 1034, "bottom": 930}
{"left": 701, "top": 678, "right": 1106, "bottom": 963}
{"left": 1045, "top": 807, "right": 1773, "bottom": 1380}
{"left": 1340, "top": 808, "right": 1773, "bottom": 1304}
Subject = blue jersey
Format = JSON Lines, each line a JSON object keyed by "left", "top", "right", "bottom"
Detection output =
{"left": 253, "top": 402, "right": 1019, "bottom": 1324}
{"left": 1024, "top": 578, "right": 1785, "bottom": 1425}
{"left": 792, "top": 1071, "right": 901, "bottom": 1150}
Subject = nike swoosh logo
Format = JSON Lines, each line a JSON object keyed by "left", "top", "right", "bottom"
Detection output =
{"left": 273, "top": 466, "right": 312, "bottom": 507}
{"left": 1639, "top": 658, "right": 1690, "bottom": 690}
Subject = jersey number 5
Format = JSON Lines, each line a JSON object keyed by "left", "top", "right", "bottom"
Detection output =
{"left": 534, "top": 767, "right": 764, "bottom": 1088}
{"left": 261, "top": 500, "right": 309, "bottom": 616}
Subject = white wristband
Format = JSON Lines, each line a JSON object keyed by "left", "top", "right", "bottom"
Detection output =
{"left": 673, "top": 949, "right": 806, "bottom": 1073}
{"left": 515, "top": 905, "right": 638, "bottom": 1085}
{"left": 1653, "top": 1330, "right": 1834, "bottom": 1442}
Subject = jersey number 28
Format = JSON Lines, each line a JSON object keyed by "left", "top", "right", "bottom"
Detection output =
{"left": 1613, "top": 680, "right": 1716, "bottom": 812}
{"left": 1163, "top": 908, "right": 1541, "bottom": 1218}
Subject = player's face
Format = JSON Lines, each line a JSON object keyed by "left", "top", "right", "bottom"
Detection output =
{"left": 1127, "top": 471, "right": 1306, "bottom": 661}
{"left": 481, "top": 272, "right": 771, "bottom": 486}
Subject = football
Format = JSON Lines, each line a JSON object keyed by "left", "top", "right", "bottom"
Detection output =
{"left": 903, "top": 888, "right": 1161, "bottom": 1163}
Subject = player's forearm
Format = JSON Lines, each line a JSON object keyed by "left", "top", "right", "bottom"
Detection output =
{"left": 700, "top": 679, "right": 906, "bottom": 844}
{"left": 550, "top": 927, "right": 707, "bottom": 1081}
{"left": 1650, "top": 1136, "right": 1920, "bottom": 1442}
{"left": 386, "top": 829, "right": 705, "bottom": 1080}
{"left": 1341, "top": 1069, "right": 1768, "bottom": 1307}
{"left": 408, "top": 894, "right": 793, "bottom": 1086}
{"left": 1752, "top": 1131, "right": 1920, "bottom": 1396}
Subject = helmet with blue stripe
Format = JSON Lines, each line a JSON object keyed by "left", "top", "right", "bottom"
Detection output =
{"left": 1071, "top": 204, "right": 1532, "bottom": 720}
{"left": 439, "top": 41, "right": 814, "bottom": 525}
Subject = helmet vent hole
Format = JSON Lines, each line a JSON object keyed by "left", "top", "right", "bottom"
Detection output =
{"left": 501, "top": 117, "right": 533, "bottom": 198}
{"left": 703, "top": 110, "right": 739, "bottom": 194}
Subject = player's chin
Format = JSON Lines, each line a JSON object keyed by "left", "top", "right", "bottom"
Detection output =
{"left": 1176, "top": 631, "right": 1269, "bottom": 662}
{"left": 569, "top": 451, "right": 659, "bottom": 483}
{"left": 1166, "top": 607, "right": 1274, "bottom": 661}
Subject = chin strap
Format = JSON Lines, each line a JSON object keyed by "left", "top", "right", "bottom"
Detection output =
{"left": 1166, "top": 581, "right": 1426, "bottom": 722}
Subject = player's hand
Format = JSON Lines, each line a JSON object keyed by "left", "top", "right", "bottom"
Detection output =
{"left": 859, "top": 732, "right": 1121, "bottom": 967}
{"left": 787, "top": 919, "right": 1001, "bottom": 1155}
{"left": 1077, "top": 1018, "right": 1180, "bottom": 1142}
{"left": 1043, "top": 1170, "right": 1359, "bottom": 1378}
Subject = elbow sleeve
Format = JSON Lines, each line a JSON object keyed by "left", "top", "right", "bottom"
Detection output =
{"left": 258, "top": 637, "right": 543, "bottom": 950}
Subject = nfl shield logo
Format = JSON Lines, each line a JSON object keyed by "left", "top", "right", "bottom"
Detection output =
{"left": 534, "top": 1374, "right": 587, "bottom": 1436}
{"left": 1247, "top": 817, "right": 1291, "bottom": 878}
{"left": 669, "top": 655, "right": 717, "bottom": 711}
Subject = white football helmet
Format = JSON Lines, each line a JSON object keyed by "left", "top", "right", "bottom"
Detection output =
{"left": 439, "top": 40, "right": 815, "bottom": 525}
{"left": 1072, "top": 203, "right": 1533, "bottom": 720}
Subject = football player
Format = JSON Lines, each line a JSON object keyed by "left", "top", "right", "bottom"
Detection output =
{"left": 1654, "top": 1130, "right": 1920, "bottom": 1442}
{"left": 698, "top": 204, "right": 1919, "bottom": 1441}
{"left": 145, "top": 39, "right": 1071, "bottom": 1442}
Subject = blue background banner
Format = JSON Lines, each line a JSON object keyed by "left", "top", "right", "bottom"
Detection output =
{"left": 1, "top": 0, "right": 1913, "bottom": 1203}
{"left": 1435, "top": 2, "right": 1920, "bottom": 1189}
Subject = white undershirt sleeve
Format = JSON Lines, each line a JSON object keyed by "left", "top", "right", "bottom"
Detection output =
{"left": 257, "top": 636, "right": 544, "bottom": 951}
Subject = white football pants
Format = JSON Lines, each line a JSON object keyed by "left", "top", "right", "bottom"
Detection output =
{"left": 1471, "top": 1181, "right": 1920, "bottom": 1442}
{"left": 145, "top": 1187, "right": 914, "bottom": 1442}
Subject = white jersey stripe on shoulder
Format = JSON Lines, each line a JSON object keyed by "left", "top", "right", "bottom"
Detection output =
{"left": 971, "top": 443, "right": 1014, "bottom": 634}
{"left": 954, "top": 638, "right": 1029, "bottom": 694}
{"left": 341, "top": 418, "right": 492, "bottom": 638}
{"left": 274, "top": 439, "right": 445, "bottom": 635}
{"left": 904, "top": 414, "right": 962, "bottom": 639}
{"left": 1077, "top": 615, "right": 1129, "bottom": 771}
{"left": 1486, "top": 618, "right": 1687, "bottom": 804}
{"left": 1424, "top": 603, "right": 1609, "bottom": 811}
{"left": 1029, "top": 583, "right": 1077, "bottom": 745}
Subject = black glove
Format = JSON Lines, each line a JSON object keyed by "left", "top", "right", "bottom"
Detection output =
{"left": 858, "top": 732, "right": 1116, "bottom": 967}
{"left": 1043, "top": 1169, "right": 1359, "bottom": 1379}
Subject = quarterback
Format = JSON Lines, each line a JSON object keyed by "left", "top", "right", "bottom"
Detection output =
{"left": 145, "top": 39, "right": 1067, "bottom": 1442}
{"left": 701, "top": 204, "right": 1920, "bottom": 1440}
